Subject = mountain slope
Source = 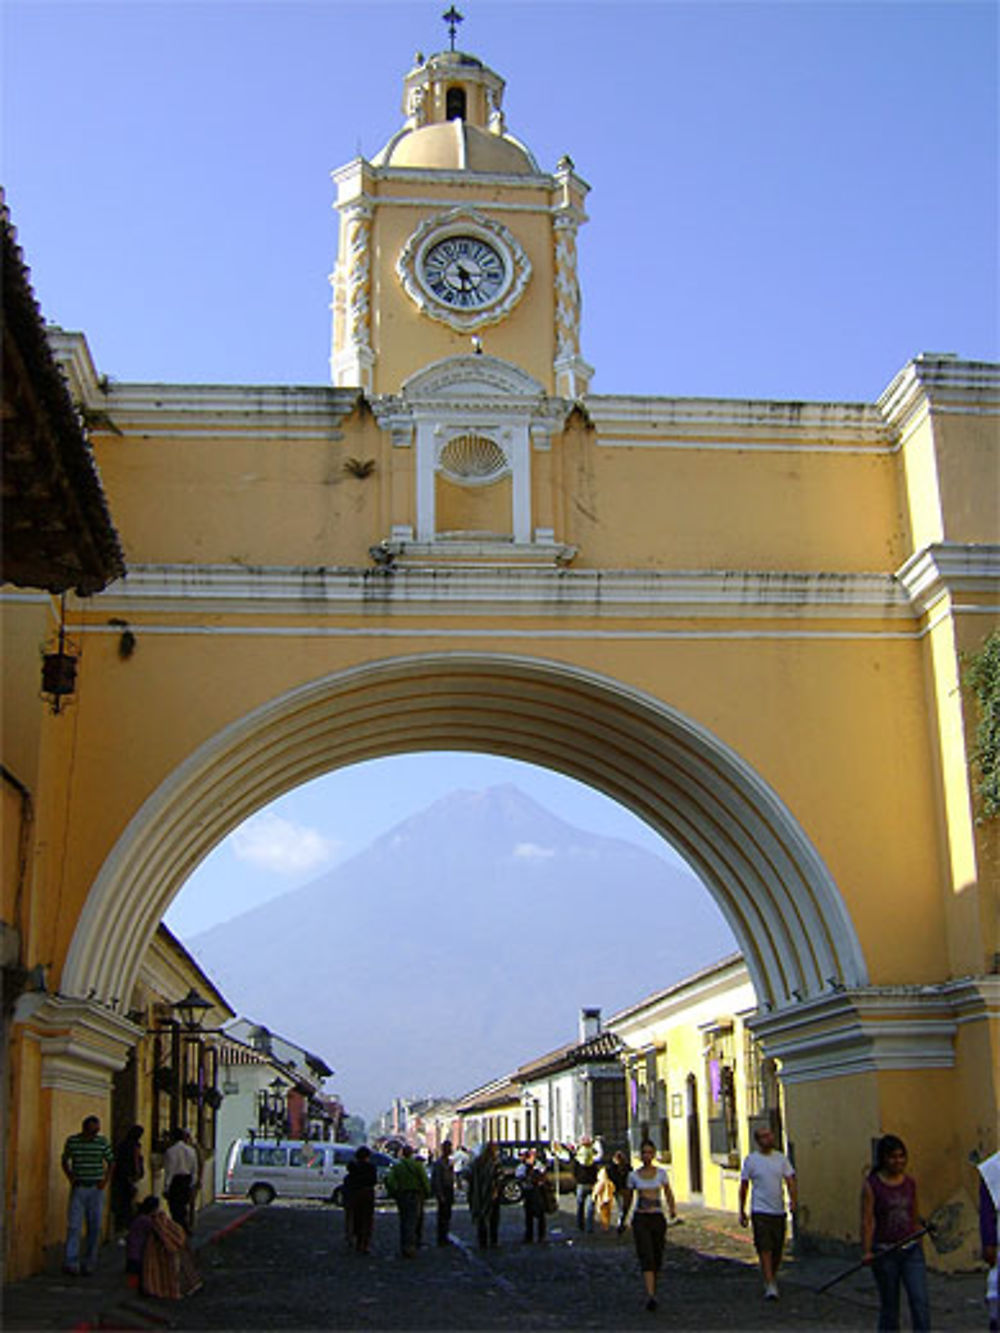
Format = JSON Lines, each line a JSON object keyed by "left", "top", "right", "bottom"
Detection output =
{"left": 184, "top": 785, "right": 736, "bottom": 1120}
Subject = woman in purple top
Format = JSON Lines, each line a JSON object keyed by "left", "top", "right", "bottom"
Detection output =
{"left": 860, "top": 1134, "right": 930, "bottom": 1331}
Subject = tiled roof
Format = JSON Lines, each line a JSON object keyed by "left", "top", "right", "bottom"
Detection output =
{"left": 1, "top": 195, "right": 125, "bottom": 594}
{"left": 454, "top": 1077, "right": 521, "bottom": 1112}
{"left": 515, "top": 1030, "right": 625, "bottom": 1081}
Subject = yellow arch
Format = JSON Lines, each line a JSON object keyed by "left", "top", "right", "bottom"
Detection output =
{"left": 62, "top": 653, "right": 867, "bottom": 1010}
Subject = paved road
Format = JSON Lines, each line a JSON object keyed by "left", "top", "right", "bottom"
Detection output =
{"left": 4, "top": 1197, "right": 990, "bottom": 1330}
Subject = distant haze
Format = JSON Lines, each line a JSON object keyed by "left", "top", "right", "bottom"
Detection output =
{"left": 182, "top": 785, "right": 737, "bottom": 1122}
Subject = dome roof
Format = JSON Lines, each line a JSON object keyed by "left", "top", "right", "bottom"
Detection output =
{"left": 373, "top": 118, "right": 539, "bottom": 175}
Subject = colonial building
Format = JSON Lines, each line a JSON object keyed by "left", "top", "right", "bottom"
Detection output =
{"left": 607, "top": 956, "right": 773, "bottom": 1217}
{"left": 213, "top": 1026, "right": 340, "bottom": 1194}
{"left": 2, "top": 34, "right": 997, "bottom": 1279}
{"left": 130, "top": 928, "right": 233, "bottom": 1208}
{"left": 452, "top": 1077, "right": 524, "bottom": 1150}
{"left": 511, "top": 1008, "right": 628, "bottom": 1151}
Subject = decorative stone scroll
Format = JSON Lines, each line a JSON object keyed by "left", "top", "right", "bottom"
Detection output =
{"left": 343, "top": 203, "right": 373, "bottom": 355}
{"left": 553, "top": 213, "right": 582, "bottom": 363}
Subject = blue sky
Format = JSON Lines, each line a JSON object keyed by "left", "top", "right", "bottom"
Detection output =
{"left": 3, "top": 1, "right": 997, "bottom": 940}
{"left": 162, "top": 755, "right": 692, "bottom": 937}
{"left": 3, "top": 0, "right": 996, "bottom": 402}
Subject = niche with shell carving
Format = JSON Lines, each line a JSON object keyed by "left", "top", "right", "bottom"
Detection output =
{"left": 435, "top": 432, "right": 512, "bottom": 538}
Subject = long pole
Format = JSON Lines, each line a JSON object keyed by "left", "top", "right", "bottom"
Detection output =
{"left": 815, "top": 1226, "right": 932, "bottom": 1294}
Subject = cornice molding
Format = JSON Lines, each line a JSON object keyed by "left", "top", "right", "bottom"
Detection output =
{"left": 67, "top": 563, "right": 916, "bottom": 622}
{"left": 18, "top": 995, "right": 141, "bottom": 1095}
{"left": 879, "top": 356, "right": 1000, "bottom": 438}
{"left": 64, "top": 384, "right": 362, "bottom": 441}
{"left": 584, "top": 394, "right": 892, "bottom": 450}
{"left": 896, "top": 543, "right": 1000, "bottom": 617}
{"left": 46, "top": 328, "right": 103, "bottom": 403}
{"left": 368, "top": 165, "right": 555, "bottom": 190}
{"left": 748, "top": 976, "right": 1000, "bottom": 1084}
{"left": 608, "top": 957, "right": 753, "bottom": 1034}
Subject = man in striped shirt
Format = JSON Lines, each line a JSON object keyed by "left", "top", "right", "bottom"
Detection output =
{"left": 61, "top": 1115, "right": 114, "bottom": 1275}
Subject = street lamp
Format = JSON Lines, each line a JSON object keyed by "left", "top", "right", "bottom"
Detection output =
{"left": 173, "top": 987, "right": 213, "bottom": 1032}
{"left": 259, "top": 1076, "right": 289, "bottom": 1138}
{"left": 149, "top": 990, "right": 224, "bottom": 1152}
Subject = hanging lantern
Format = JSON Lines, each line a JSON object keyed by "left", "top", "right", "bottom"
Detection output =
{"left": 41, "top": 595, "right": 78, "bottom": 714}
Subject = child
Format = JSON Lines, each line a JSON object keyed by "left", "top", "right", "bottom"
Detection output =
{"left": 592, "top": 1164, "right": 616, "bottom": 1231}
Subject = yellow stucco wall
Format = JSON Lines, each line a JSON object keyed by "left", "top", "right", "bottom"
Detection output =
{"left": 2, "top": 38, "right": 995, "bottom": 1279}
{"left": 84, "top": 411, "right": 914, "bottom": 574}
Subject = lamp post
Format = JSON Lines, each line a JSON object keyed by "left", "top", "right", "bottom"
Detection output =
{"left": 174, "top": 987, "right": 213, "bottom": 1032}
{"left": 150, "top": 989, "right": 223, "bottom": 1153}
{"left": 258, "top": 1076, "right": 289, "bottom": 1139}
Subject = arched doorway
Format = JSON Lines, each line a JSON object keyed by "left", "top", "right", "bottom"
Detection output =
{"left": 27, "top": 651, "right": 990, "bottom": 1264}
{"left": 62, "top": 653, "right": 867, "bottom": 1012}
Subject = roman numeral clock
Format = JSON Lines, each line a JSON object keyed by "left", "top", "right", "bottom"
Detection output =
{"left": 330, "top": 44, "right": 592, "bottom": 400}
{"left": 396, "top": 208, "right": 532, "bottom": 330}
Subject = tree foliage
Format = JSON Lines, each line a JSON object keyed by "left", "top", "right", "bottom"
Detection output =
{"left": 965, "top": 630, "right": 1000, "bottom": 821}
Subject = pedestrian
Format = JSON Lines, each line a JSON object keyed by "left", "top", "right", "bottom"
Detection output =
{"left": 162, "top": 1128, "right": 200, "bottom": 1233}
{"left": 343, "top": 1145, "right": 377, "bottom": 1253}
{"left": 623, "top": 1138, "right": 677, "bottom": 1313}
{"left": 61, "top": 1114, "right": 115, "bottom": 1275}
{"left": 431, "top": 1139, "right": 456, "bottom": 1246}
{"left": 384, "top": 1143, "right": 429, "bottom": 1257}
{"left": 453, "top": 1144, "right": 470, "bottom": 1192}
{"left": 467, "top": 1142, "right": 502, "bottom": 1249}
{"left": 860, "top": 1133, "right": 930, "bottom": 1331}
{"left": 592, "top": 1162, "right": 617, "bottom": 1230}
{"left": 572, "top": 1137, "right": 600, "bottom": 1232}
{"left": 517, "top": 1147, "right": 548, "bottom": 1243}
{"left": 139, "top": 1197, "right": 202, "bottom": 1300}
{"left": 607, "top": 1149, "right": 631, "bottom": 1233}
{"left": 978, "top": 1150, "right": 999, "bottom": 1333}
{"left": 125, "top": 1194, "right": 160, "bottom": 1289}
{"left": 739, "top": 1125, "right": 797, "bottom": 1300}
{"left": 111, "top": 1124, "right": 145, "bottom": 1233}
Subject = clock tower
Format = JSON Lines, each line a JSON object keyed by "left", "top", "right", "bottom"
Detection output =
{"left": 330, "top": 44, "right": 592, "bottom": 400}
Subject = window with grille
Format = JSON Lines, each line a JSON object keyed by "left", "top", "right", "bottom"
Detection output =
{"left": 705, "top": 1026, "right": 740, "bottom": 1164}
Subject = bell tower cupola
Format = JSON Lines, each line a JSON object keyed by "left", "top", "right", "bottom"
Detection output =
{"left": 330, "top": 24, "right": 592, "bottom": 400}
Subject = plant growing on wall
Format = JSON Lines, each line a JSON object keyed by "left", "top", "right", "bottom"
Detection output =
{"left": 965, "top": 630, "right": 1000, "bottom": 821}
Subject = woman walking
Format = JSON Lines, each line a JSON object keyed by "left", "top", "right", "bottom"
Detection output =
{"left": 343, "top": 1146, "right": 377, "bottom": 1254}
{"left": 517, "top": 1147, "right": 548, "bottom": 1244}
{"left": 607, "top": 1149, "right": 631, "bottom": 1233}
{"left": 467, "top": 1143, "right": 502, "bottom": 1249}
{"left": 624, "top": 1139, "right": 677, "bottom": 1313}
{"left": 861, "top": 1134, "right": 930, "bottom": 1331}
{"left": 111, "top": 1125, "right": 145, "bottom": 1233}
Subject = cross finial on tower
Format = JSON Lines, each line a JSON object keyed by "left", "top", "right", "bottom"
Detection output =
{"left": 442, "top": 6, "right": 464, "bottom": 51}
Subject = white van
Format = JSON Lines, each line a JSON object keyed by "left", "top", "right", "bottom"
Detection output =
{"left": 224, "top": 1138, "right": 392, "bottom": 1205}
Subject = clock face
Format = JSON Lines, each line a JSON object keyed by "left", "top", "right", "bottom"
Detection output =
{"left": 396, "top": 209, "right": 531, "bottom": 331}
{"left": 420, "top": 235, "right": 507, "bottom": 310}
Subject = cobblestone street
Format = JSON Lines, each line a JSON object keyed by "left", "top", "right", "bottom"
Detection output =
{"left": 4, "top": 1198, "right": 990, "bottom": 1331}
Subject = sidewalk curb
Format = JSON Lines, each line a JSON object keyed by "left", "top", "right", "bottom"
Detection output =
{"left": 195, "top": 1206, "right": 257, "bottom": 1249}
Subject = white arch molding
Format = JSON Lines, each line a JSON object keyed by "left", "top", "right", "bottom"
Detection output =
{"left": 62, "top": 653, "right": 868, "bottom": 1012}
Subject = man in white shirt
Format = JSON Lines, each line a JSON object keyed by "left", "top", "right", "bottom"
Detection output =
{"left": 163, "top": 1128, "right": 200, "bottom": 1232}
{"left": 739, "top": 1126, "right": 797, "bottom": 1301}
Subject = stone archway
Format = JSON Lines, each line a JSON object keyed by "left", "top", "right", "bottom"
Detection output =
{"left": 63, "top": 652, "right": 867, "bottom": 1014}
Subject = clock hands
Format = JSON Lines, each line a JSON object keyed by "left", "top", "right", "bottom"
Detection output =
{"left": 453, "top": 261, "right": 477, "bottom": 291}
{"left": 420, "top": 235, "right": 507, "bottom": 308}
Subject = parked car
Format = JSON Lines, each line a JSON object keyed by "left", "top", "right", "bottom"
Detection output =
{"left": 489, "top": 1140, "right": 576, "bottom": 1204}
{"left": 224, "top": 1138, "right": 392, "bottom": 1206}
